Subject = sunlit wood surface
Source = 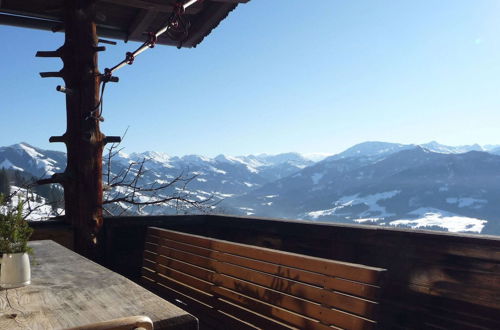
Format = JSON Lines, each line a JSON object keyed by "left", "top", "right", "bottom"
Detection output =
{"left": 142, "top": 227, "right": 386, "bottom": 329}
{"left": 0, "top": 240, "right": 197, "bottom": 330}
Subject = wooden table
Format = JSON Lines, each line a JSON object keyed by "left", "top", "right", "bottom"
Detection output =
{"left": 0, "top": 240, "right": 198, "bottom": 330}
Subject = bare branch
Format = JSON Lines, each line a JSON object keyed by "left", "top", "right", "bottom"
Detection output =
{"left": 102, "top": 135, "right": 217, "bottom": 216}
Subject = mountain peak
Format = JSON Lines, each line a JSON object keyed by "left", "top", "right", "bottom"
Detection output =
{"left": 11, "top": 142, "right": 44, "bottom": 158}
{"left": 327, "top": 141, "right": 413, "bottom": 161}
{"left": 138, "top": 151, "right": 171, "bottom": 163}
{"left": 420, "top": 141, "right": 483, "bottom": 154}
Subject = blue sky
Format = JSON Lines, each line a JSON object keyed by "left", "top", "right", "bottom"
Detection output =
{"left": 1, "top": 0, "right": 500, "bottom": 157}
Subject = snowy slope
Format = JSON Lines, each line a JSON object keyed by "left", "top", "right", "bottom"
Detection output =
{"left": 0, "top": 186, "right": 64, "bottom": 221}
{"left": 226, "top": 144, "right": 500, "bottom": 235}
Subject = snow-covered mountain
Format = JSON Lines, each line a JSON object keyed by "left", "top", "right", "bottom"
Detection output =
{"left": 0, "top": 143, "right": 313, "bottom": 213}
{"left": 420, "top": 141, "right": 485, "bottom": 154}
{"left": 0, "top": 143, "right": 65, "bottom": 177}
{"left": 2, "top": 141, "right": 500, "bottom": 236}
{"left": 326, "top": 141, "right": 413, "bottom": 161}
{"left": 225, "top": 143, "right": 500, "bottom": 236}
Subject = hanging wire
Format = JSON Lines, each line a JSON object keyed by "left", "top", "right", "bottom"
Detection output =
{"left": 102, "top": 0, "right": 200, "bottom": 82}
{"left": 90, "top": 0, "right": 201, "bottom": 122}
{"left": 86, "top": 81, "right": 107, "bottom": 121}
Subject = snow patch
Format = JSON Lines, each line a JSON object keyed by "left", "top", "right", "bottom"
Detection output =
{"left": 209, "top": 166, "right": 227, "bottom": 175}
{"left": 307, "top": 191, "right": 400, "bottom": 220}
{"left": 390, "top": 208, "right": 487, "bottom": 233}
{"left": 1, "top": 186, "right": 64, "bottom": 221}
{"left": 302, "top": 153, "right": 332, "bottom": 162}
{"left": 216, "top": 193, "right": 234, "bottom": 198}
{"left": 0, "top": 159, "right": 24, "bottom": 171}
{"left": 265, "top": 195, "right": 278, "bottom": 199}
{"left": 15, "top": 143, "right": 43, "bottom": 158}
{"left": 354, "top": 218, "right": 382, "bottom": 223}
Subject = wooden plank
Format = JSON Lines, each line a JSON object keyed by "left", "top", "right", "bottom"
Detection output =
{"left": 151, "top": 265, "right": 213, "bottom": 293}
{"left": 142, "top": 268, "right": 290, "bottom": 330}
{"left": 127, "top": 9, "right": 158, "bottom": 41}
{"left": 215, "top": 298, "right": 295, "bottom": 330}
{"left": 144, "top": 258, "right": 214, "bottom": 283}
{"left": 216, "top": 246, "right": 380, "bottom": 300}
{"left": 142, "top": 267, "right": 215, "bottom": 308}
{"left": 153, "top": 236, "right": 216, "bottom": 258}
{"left": 143, "top": 243, "right": 374, "bottom": 328}
{"left": 144, "top": 228, "right": 384, "bottom": 328}
{"left": 145, "top": 255, "right": 373, "bottom": 322}
{"left": 99, "top": 0, "right": 202, "bottom": 14}
{"left": 0, "top": 241, "right": 197, "bottom": 330}
{"left": 211, "top": 0, "right": 250, "bottom": 3}
{"left": 145, "top": 244, "right": 378, "bottom": 319}
{"left": 142, "top": 273, "right": 255, "bottom": 330}
{"left": 150, "top": 244, "right": 215, "bottom": 270}
{"left": 212, "top": 286, "right": 337, "bottom": 330}
{"left": 147, "top": 235, "right": 380, "bottom": 300}
{"left": 149, "top": 227, "right": 385, "bottom": 284}
{"left": 215, "top": 261, "right": 379, "bottom": 318}
{"left": 213, "top": 273, "right": 376, "bottom": 330}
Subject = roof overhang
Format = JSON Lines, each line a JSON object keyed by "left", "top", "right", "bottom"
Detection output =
{"left": 0, "top": 0, "right": 249, "bottom": 48}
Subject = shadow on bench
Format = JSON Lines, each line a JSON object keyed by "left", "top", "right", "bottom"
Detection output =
{"left": 141, "top": 227, "right": 386, "bottom": 329}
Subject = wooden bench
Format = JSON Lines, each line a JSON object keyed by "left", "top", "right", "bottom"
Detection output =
{"left": 141, "top": 227, "right": 387, "bottom": 329}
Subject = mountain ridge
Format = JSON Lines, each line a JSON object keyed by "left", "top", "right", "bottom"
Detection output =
{"left": 2, "top": 141, "right": 500, "bottom": 235}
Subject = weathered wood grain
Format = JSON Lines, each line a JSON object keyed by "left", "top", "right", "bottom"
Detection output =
{"left": 0, "top": 240, "right": 197, "bottom": 330}
{"left": 143, "top": 228, "right": 384, "bottom": 329}
{"left": 148, "top": 227, "right": 386, "bottom": 284}
{"left": 35, "top": 214, "right": 500, "bottom": 328}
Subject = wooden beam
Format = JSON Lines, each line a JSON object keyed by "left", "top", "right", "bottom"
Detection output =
{"left": 99, "top": 0, "right": 202, "bottom": 14}
{"left": 211, "top": 0, "right": 249, "bottom": 3}
{"left": 127, "top": 9, "right": 157, "bottom": 41}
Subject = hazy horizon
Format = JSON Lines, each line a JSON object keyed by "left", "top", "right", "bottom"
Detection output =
{"left": 2, "top": 140, "right": 498, "bottom": 160}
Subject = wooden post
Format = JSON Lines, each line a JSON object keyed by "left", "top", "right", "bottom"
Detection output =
{"left": 60, "top": 0, "right": 104, "bottom": 259}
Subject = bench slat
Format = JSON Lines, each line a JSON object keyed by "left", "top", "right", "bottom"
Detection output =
{"left": 142, "top": 273, "right": 259, "bottom": 330}
{"left": 212, "top": 286, "right": 336, "bottom": 330}
{"left": 215, "top": 261, "right": 378, "bottom": 318}
{"left": 214, "top": 273, "right": 375, "bottom": 330}
{"left": 143, "top": 268, "right": 294, "bottom": 330}
{"left": 145, "top": 250, "right": 377, "bottom": 322}
{"left": 144, "top": 246, "right": 373, "bottom": 328}
{"left": 148, "top": 227, "right": 385, "bottom": 284}
{"left": 143, "top": 228, "right": 386, "bottom": 329}
{"left": 147, "top": 233, "right": 381, "bottom": 300}
{"left": 146, "top": 256, "right": 372, "bottom": 328}
{"left": 144, "top": 250, "right": 376, "bottom": 328}
{"left": 145, "top": 240, "right": 379, "bottom": 316}
{"left": 142, "top": 267, "right": 215, "bottom": 307}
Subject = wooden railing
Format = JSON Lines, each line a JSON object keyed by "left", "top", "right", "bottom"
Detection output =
{"left": 30, "top": 214, "right": 500, "bottom": 329}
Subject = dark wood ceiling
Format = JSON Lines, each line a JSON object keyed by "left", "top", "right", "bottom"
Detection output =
{"left": 0, "top": 0, "right": 249, "bottom": 47}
